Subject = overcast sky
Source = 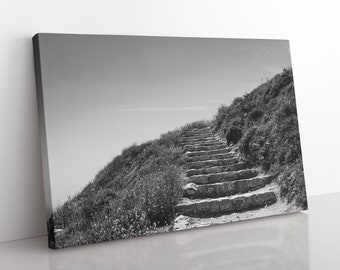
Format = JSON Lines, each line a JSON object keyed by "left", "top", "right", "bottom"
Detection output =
{"left": 38, "top": 34, "right": 292, "bottom": 208}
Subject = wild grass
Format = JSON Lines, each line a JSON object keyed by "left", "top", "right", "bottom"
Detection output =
{"left": 212, "top": 68, "right": 307, "bottom": 209}
{"left": 181, "top": 120, "right": 211, "bottom": 132}
{"left": 51, "top": 125, "right": 200, "bottom": 248}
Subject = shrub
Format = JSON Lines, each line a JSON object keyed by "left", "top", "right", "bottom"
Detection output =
{"left": 182, "top": 120, "right": 211, "bottom": 132}
{"left": 248, "top": 108, "right": 264, "bottom": 122}
{"left": 213, "top": 105, "right": 228, "bottom": 130}
{"left": 138, "top": 166, "right": 183, "bottom": 226}
{"left": 159, "top": 130, "right": 181, "bottom": 147}
{"left": 277, "top": 161, "right": 307, "bottom": 209}
{"left": 226, "top": 126, "right": 243, "bottom": 145}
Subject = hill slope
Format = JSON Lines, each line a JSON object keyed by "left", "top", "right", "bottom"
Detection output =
{"left": 50, "top": 68, "right": 307, "bottom": 248}
{"left": 51, "top": 122, "right": 208, "bottom": 248}
{"left": 212, "top": 68, "right": 307, "bottom": 209}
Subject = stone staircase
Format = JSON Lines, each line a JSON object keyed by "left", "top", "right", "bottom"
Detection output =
{"left": 175, "top": 127, "right": 278, "bottom": 223}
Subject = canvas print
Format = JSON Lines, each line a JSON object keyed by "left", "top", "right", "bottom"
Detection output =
{"left": 33, "top": 34, "right": 307, "bottom": 249}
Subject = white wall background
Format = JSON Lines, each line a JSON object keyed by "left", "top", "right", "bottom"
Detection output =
{"left": 0, "top": 0, "right": 339, "bottom": 243}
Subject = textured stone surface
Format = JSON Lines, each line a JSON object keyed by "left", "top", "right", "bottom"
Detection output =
{"left": 185, "top": 138, "right": 215, "bottom": 144}
{"left": 183, "top": 175, "right": 273, "bottom": 199}
{"left": 183, "top": 134, "right": 216, "bottom": 140}
{"left": 187, "top": 152, "right": 235, "bottom": 162}
{"left": 184, "top": 143, "right": 228, "bottom": 152}
{"left": 176, "top": 127, "right": 278, "bottom": 219}
{"left": 187, "top": 148, "right": 230, "bottom": 157}
{"left": 189, "top": 169, "right": 258, "bottom": 185}
{"left": 182, "top": 137, "right": 216, "bottom": 144}
{"left": 187, "top": 157, "right": 239, "bottom": 170}
{"left": 176, "top": 191, "right": 277, "bottom": 217}
{"left": 187, "top": 162, "right": 246, "bottom": 176}
{"left": 181, "top": 140, "right": 224, "bottom": 148}
{"left": 182, "top": 183, "right": 199, "bottom": 197}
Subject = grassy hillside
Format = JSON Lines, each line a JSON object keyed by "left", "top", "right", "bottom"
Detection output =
{"left": 51, "top": 121, "right": 209, "bottom": 248}
{"left": 212, "top": 68, "right": 307, "bottom": 209}
{"left": 50, "top": 68, "right": 307, "bottom": 248}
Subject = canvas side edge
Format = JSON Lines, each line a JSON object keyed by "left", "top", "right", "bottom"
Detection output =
{"left": 287, "top": 40, "right": 308, "bottom": 211}
{"left": 32, "top": 34, "right": 56, "bottom": 249}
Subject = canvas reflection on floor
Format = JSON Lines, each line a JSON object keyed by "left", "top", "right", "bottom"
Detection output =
{"left": 33, "top": 34, "right": 307, "bottom": 249}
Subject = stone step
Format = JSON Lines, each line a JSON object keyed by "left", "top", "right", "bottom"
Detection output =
{"left": 187, "top": 162, "right": 246, "bottom": 176}
{"left": 187, "top": 148, "right": 230, "bottom": 157}
{"left": 182, "top": 138, "right": 218, "bottom": 146}
{"left": 184, "top": 143, "right": 228, "bottom": 152}
{"left": 176, "top": 189, "right": 277, "bottom": 218}
{"left": 182, "top": 134, "right": 219, "bottom": 142}
{"left": 183, "top": 175, "right": 273, "bottom": 199}
{"left": 188, "top": 169, "right": 258, "bottom": 185}
{"left": 187, "top": 152, "right": 236, "bottom": 162}
{"left": 181, "top": 140, "right": 223, "bottom": 147}
{"left": 183, "top": 135, "right": 216, "bottom": 140}
{"left": 188, "top": 157, "right": 239, "bottom": 170}
{"left": 183, "top": 135, "right": 216, "bottom": 142}
{"left": 183, "top": 132, "right": 213, "bottom": 138}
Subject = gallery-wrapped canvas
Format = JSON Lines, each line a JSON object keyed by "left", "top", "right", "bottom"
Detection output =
{"left": 33, "top": 34, "right": 307, "bottom": 249}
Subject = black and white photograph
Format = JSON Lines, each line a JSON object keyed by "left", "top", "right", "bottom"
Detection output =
{"left": 33, "top": 34, "right": 307, "bottom": 249}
